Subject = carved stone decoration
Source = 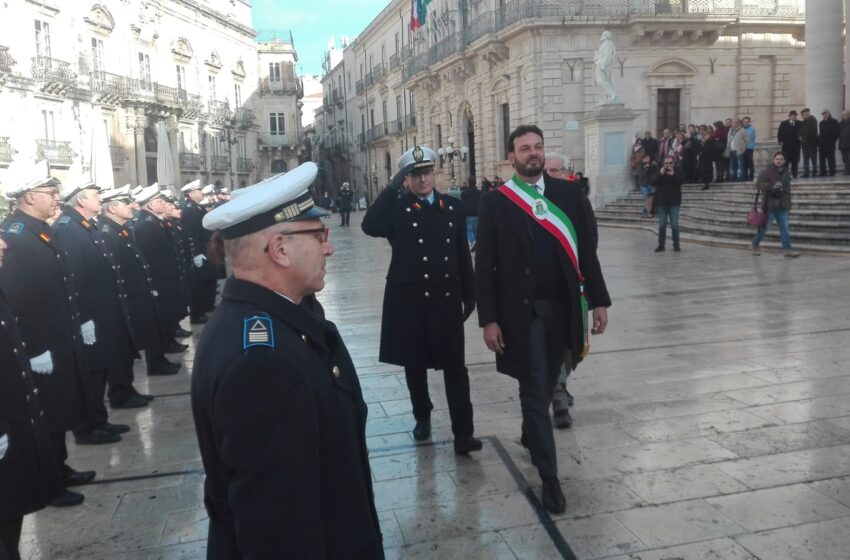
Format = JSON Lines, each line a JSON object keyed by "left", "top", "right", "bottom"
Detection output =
{"left": 480, "top": 43, "right": 509, "bottom": 69}
{"left": 85, "top": 4, "right": 115, "bottom": 34}
{"left": 206, "top": 50, "right": 222, "bottom": 70}
{"left": 232, "top": 59, "right": 246, "bottom": 80}
{"left": 420, "top": 75, "right": 442, "bottom": 95}
{"left": 171, "top": 37, "right": 193, "bottom": 63}
{"left": 135, "top": 1, "right": 160, "bottom": 44}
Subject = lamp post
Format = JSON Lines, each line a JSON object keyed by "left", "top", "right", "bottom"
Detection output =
{"left": 437, "top": 136, "right": 469, "bottom": 184}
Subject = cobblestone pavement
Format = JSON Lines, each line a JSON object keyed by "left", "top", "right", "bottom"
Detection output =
{"left": 19, "top": 212, "right": 850, "bottom": 559}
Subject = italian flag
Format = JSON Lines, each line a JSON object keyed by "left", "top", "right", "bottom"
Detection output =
{"left": 410, "top": 0, "right": 431, "bottom": 31}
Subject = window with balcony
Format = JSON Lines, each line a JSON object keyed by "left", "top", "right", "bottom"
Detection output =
{"left": 269, "top": 113, "right": 285, "bottom": 135}
{"left": 138, "top": 52, "right": 152, "bottom": 91}
{"left": 208, "top": 74, "right": 217, "bottom": 101}
{"left": 269, "top": 62, "right": 281, "bottom": 81}
{"left": 91, "top": 38, "right": 104, "bottom": 76}
{"left": 382, "top": 99, "right": 388, "bottom": 134}
{"left": 35, "top": 20, "right": 51, "bottom": 58}
{"left": 42, "top": 110, "right": 55, "bottom": 142}
{"left": 234, "top": 84, "right": 242, "bottom": 108}
{"left": 176, "top": 64, "right": 187, "bottom": 92}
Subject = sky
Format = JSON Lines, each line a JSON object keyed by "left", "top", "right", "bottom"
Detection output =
{"left": 251, "top": 0, "right": 389, "bottom": 76}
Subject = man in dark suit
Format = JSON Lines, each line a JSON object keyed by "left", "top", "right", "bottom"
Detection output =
{"left": 0, "top": 236, "right": 64, "bottom": 560}
{"left": 337, "top": 182, "right": 353, "bottom": 226}
{"left": 819, "top": 109, "right": 840, "bottom": 176}
{"left": 192, "top": 162, "right": 383, "bottom": 559}
{"left": 180, "top": 179, "right": 215, "bottom": 324}
{"left": 362, "top": 146, "right": 481, "bottom": 455}
{"left": 777, "top": 110, "right": 801, "bottom": 178}
{"left": 0, "top": 163, "right": 92, "bottom": 508}
{"left": 476, "top": 125, "right": 611, "bottom": 513}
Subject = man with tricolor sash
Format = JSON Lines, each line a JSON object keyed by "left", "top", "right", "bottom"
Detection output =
{"left": 475, "top": 125, "right": 611, "bottom": 514}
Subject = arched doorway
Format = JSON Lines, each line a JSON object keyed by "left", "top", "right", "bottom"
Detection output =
{"left": 144, "top": 126, "right": 158, "bottom": 184}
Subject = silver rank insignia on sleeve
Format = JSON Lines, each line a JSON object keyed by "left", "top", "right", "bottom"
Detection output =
{"left": 243, "top": 313, "right": 275, "bottom": 349}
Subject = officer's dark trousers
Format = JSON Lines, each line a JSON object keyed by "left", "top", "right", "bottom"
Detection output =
{"left": 74, "top": 368, "right": 109, "bottom": 434}
{"left": 0, "top": 516, "right": 23, "bottom": 560}
{"left": 340, "top": 210, "right": 351, "bottom": 226}
{"left": 107, "top": 357, "right": 136, "bottom": 406}
{"left": 48, "top": 431, "right": 68, "bottom": 473}
{"left": 520, "top": 300, "right": 569, "bottom": 482}
{"left": 404, "top": 366, "right": 473, "bottom": 437}
{"left": 820, "top": 144, "right": 837, "bottom": 175}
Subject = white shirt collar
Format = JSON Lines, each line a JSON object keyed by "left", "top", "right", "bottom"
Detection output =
{"left": 532, "top": 175, "right": 546, "bottom": 194}
{"left": 274, "top": 291, "right": 295, "bottom": 304}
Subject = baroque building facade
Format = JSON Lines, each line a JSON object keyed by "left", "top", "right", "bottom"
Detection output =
{"left": 315, "top": 0, "right": 806, "bottom": 203}
{"left": 0, "top": 0, "right": 303, "bottom": 203}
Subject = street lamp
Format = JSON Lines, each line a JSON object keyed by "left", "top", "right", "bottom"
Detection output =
{"left": 437, "top": 136, "right": 469, "bottom": 182}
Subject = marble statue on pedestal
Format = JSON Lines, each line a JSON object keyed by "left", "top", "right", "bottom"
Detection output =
{"left": 593, "top": 30, "right": 620, "bottom": 105}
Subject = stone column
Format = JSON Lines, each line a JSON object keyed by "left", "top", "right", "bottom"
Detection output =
{"left": 134, "top": 111, "right": 148, "bottom": 187}
{"left": 167, "top": 116, "right": 180, "bottom": 195}
{"left": 805, "top": 0, "right": 844, "bottom": 114}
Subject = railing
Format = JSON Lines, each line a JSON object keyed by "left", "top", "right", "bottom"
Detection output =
{"left": 386, "top": 118, "right": 403, "bottom": 135}
{"left": 389, "top": 54, "right": 400, "bottom": 70}
{"left": 403, "top": 114, "right": 417, "bottom": 130}
{"left": 357, "top": 132, "right": 365, "bottom": 146}
{"left": 208, "top": 100, "right": 232, "bottom": 123}
{"left": 210, "top": 155, "right": 229, "bottom": 171}
{"left": 372, "top": 63, "right": 385, "bottom": 81}
{"left": 31, "top": 56, "right": 77, "bottom": 86}
{"left": 365, "top": 72, "right": 373, "bottom": 87}
{"left": 36, "top": 139, "right": 75, "bottom": 168}
{"left": 400, "top": 45, "right": 413, "bottom": 63}
{"left": 258, "top": 132, "right": 293, "bottom": 147}
{"left": 261, "top": 76, "right": 301, "bottom": 94}
{"left": 109, "top": 145, "right": 127, "bottom": 168}
{"left": 237, "top": 157, "right": 254, "bottom": 173}
{"left": 0, "top": 46, "right": 16, "bottom": 73}
{"left": 0, "top": 137, "right": 14, "bottom": 166}
{"left": 366, "top": 126, "right": 387, "bottom": 143}
{"left": 355, "top": 79, "right": 364, "bottom": 93}
{"left": 332, "top": 89, "right": 344, "bottom": 104}
{"left": 179, "top": 152, "right": 203, "bottom": 170}
{"left": 233, "top": 107, "right": 256, "bottom": 128}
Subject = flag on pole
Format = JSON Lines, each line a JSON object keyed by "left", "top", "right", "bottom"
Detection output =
{"left": 410, "top": 0, "right": 431, "bottom": 31}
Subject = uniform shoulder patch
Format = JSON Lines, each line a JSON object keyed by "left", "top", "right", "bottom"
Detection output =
{"left": 243, "top": 313, "right": 275, "bottom": 350}
{"left": 101, "top": 224, "right": 110, "bottom": 233}
{"left": 5, "top": 223, "right": 23, "bottom": 235}
{"left": 57, "top": 216, "right": 71, "bottom": 225}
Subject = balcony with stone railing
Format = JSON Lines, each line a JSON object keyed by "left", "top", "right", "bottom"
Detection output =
{"left": 403, "top": 114, "right": 417, "bottom": 130}
{"left": 0, "top": 137, "right": 15, "bottom": 167}
{"left": 36, "top": 139, "right": 75, "bottom": 168}
{"left": 210, "top": 155, "right": 230, "bottom": 172}
{"left": 355, "top": 79, "right": 364, "bottom": 94}
{"left": 372, "top": 64, "right": 385, "bottom": 82}
{"left": 180, "top": 152, "right": 204, "bottom": 170}
{"left": 110, "top": 145, "right": 127, "bottom": 169}
{"left": 233, "top": 107, "right": 256, "bottom": 129}
{"left": 208, "top": 100, "right": 232, "bottom": 126}
{"left": 389, "top": 54, "right": 400, "bottom": 71}
{"left": 258, "top": 131, "right": 294, "bottom": 148}
{"left": 237, "top": 157, "right": 254, "bottom": 173}
{"left": 332, "top": 89, "right": 344, "bottom": 106}
{"left": 31, "top": 56, "right": 77, "bottom": 94}
{"left": 261, "top": 76, "right": 301, "bottom": 95}
{"left": 365, "top": 72, "right": 374, "bottom": 87}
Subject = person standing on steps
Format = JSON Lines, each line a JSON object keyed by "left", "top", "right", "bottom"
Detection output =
{"left": 652, "top": 155, "right": 684, "bottom": 253}
{"left": 799, "top": 108, "right": 820, "bottom": 178}
{"left": 819, "top": 109, "right": 840, "bottom": 177}
{"left": 777, "top": 110, "right": 802, "bottom": 178}
{"left": 361, "top": 146, "right": 482, "bottom": 456}
{"left": 476, "top": 125, "right": 611, "bottom": 514}
{"left": 751, "top": 151, "right": 802, "bottom": 258}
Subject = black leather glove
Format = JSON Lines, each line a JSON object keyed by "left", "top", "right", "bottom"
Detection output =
{"left": 388, "top": 163, "right": 417, "bottom": 192}
{"left": 462, "top": 300, "right": 475, "bottom": 322}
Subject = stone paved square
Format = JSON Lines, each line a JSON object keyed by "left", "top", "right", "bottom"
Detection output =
{"left": 19, "top": 216, "right": 850, "bottom": 559}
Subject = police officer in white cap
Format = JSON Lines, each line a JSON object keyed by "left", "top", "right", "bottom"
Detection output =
{"left": 362, "top": 146, "right": 481, "bottom": 454}
{"left": 191, "top": 162, "right": 382, "bottom": 559}
{"left": 0, "top": 161, "right": 91, "bottom": 507}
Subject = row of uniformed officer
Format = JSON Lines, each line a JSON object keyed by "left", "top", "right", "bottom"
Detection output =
{"left": 191, "top": 163, "right": 383, "bottom": 558}
{"left": 362, "top": 146, "right": 482, "bottom": 455}
{"left": 0, "top": 236, "right": 64, "bottom": 560}
{"left": 0, "top": 163, "right": 94, "bottom": 509}
{"left": 180, "top": 181, "right": 217, "bottom": 323}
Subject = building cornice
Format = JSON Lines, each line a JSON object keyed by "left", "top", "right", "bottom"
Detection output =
{"left": 171, "top": 0, "right": 257, "bottom": 40}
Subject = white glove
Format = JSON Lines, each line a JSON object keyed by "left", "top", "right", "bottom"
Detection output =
{"left": 81, "top": 320, "right": 96, "bottom": 346}
{"left": 193, "top": 254, "right": 207, "bottom": 268}
{"left": 0, "top": 434, "right": 7, "bottom": 460}
{"left": 30, "top": 350, "right": 53, "bottom": 375}
{"left": 151, "top": 290, "right": 159, "bottom": 297}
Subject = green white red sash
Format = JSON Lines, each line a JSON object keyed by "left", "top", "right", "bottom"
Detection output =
{"left": 498, "top": 175, "right": 590, "bottom": 358}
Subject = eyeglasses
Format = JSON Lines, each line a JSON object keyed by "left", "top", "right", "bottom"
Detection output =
{"left": 264, "top": 226, "right": 330, "bottom": 252}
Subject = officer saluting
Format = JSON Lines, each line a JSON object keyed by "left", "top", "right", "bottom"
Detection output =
{"left": 362, "top": 146, "right": 481, "bottom": 454}
{"left": 0, "top": 236, "right": 64, "bottom": 559}
{"left": 191, "top": 163, "right": 383, "bottom": 559}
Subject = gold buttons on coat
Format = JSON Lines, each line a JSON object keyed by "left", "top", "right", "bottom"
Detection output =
{"left": 332, "top": 366, "right": 340, "bottom": 378}
{"left": 419, "top": 239, "right": 424, "bottom": 244}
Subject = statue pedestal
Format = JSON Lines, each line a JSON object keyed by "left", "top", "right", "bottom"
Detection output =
{"left": 580, "top": 104, "right": 638, "bottom": 209}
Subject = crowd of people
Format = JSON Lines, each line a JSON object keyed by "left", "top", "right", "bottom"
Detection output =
{"left": 0, "top": 165, "right": 228, "bottom": 559}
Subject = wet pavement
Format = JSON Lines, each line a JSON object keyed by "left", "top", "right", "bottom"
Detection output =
{"left": 19, "top": 211, "right": 850, "bottom": 559}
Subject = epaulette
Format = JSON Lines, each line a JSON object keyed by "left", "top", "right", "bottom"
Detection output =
{"left": 243, "top": 313, "right": 275, "bottom": 350}
{"left": 3, "top": 223, "right": 23, "bottom": 235}
{"left": 101, "top": 224, "right": 110, "bottom": 233}
{"left": 57, "top": 216, "right": 71, "bottom": 225}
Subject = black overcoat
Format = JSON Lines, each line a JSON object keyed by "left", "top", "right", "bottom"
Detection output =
{"left": 475, "top": 175, "right": 611, "bottom": 377}
{"left": 191, "top": 278, "right": 382, "bottom": 559}
{"left": 362, "top": 187, "right": 474, "bottom": 369}
{"left": 133, "top": 210, "right": 188, "bottom": 324}
{"left": 0, "top": 211, "right": 86, "bottom": 432}
{"left": 52, "top": 208, "right": 137, "bottom": 370}
{"left": 0, "top": 291, "right": 64, "bottom": 520}
{"left": 99, "top": 217, "right": 165, "bottom": 353}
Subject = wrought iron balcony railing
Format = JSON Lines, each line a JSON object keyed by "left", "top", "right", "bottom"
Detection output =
{"left": 389, "top": 54, "right": 400, "bottom": 71}
{"left": 0, "top": 137, "right": 15, "bottom": 166}
{"left": 0, "top": 46, "right": 16, "bottom": 74}
{"left": 355, "top": 79, "right": 364, "bottom": 94}
{"left": 233, "top": 107, "right": 256, "bottom": 129}
{"left": 179, "top": 152, "right": 203, "bottom": 170}
{"left": 36, "top": 139, "right": 75, "bottom": 168}
{"left": 210, "top": 155, "right": 230, "bottom": 171}
{"left": 372, "top": 64, "right": 385, "bottom": 81}
{"left": 261, "top": 76, "right": 301, "bottom": 94}
{"left": 208, "top": 100, "right": 232, "bottom": 123}
{"left": 258, "top": 132, "right": 293, "bottom": 147}
{"left": 403, "top": 114, "right": 417, "bottom": 130}
{"left": 237, "top": 157, "right": 254, "bottom": 173}
{"left": 31, "top": 56, "right": 77, "bottom": 87}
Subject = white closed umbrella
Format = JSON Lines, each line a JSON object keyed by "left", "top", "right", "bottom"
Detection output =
{"left": 90, "top": 111, "right": 114, "bottom": 189}
{"left": 156, "top": 121, "right": 176, "bottom": 193}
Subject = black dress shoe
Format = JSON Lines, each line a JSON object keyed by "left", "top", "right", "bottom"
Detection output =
{"left": 74, "top": 429, "right": 121, "bottom": 445}
{"left": 520, "top": 433, "right": 530, "bottom": 449}
{"left": 412, "top": 419, "right": 431, "bottom": 441}
{"left": 99, "top": 422, "right": 131, "bottom": 435}
{"left": 134, "top": 391, "right": 155, "bottom": 402}
{"left": 164, "top": 341, "right": 189, "bottom": 354}
{"left": 148, "top": 362, "right": 180, "bottom": 376}
{"left": 541, "top": 478, "right": 566, "bottom": 514}
{"left": 565, "top": 390, "right": 574, "bottom": 407}
{"left": 111, "top": 394, "right": 150, "bottom": 409}
{"left": 174, "top": 328, "right": 192, "bottom": 338}
{"left": 189, "top": 316, "right": 208, "bottom": 325}
{"left": 63, "top": 468, "right": 96, "bottom": 487}
{"left": 654, "top": 246, "right": 665, "bottom": 253}
{"left": 673, "top": 245, "right": 681, "bottom": 252}
{"left": 453, "top": 436, "right": 483, "bottom": 455}
{"left": 50, "top": 489, "right": 85, "bottom": 507}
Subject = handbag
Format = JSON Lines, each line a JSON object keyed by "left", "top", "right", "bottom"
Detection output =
{"left": 746, "top": 190, "right": 768, "bottom": 228}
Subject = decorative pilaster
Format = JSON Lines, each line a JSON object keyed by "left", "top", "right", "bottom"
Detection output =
{"left": 805, "top": 0, "right": 844, "bottom": 114}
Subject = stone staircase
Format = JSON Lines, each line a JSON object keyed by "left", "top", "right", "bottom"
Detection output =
{"left": 595, "top": 178, "right": 850, "bottom": 254}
